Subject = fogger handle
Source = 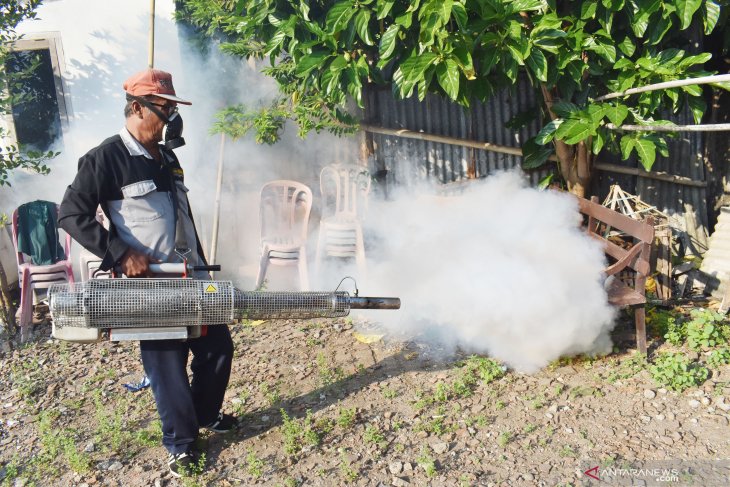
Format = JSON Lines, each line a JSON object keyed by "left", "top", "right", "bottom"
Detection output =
{"left": 148, "top": 263, "right": 221, "bottom": 273}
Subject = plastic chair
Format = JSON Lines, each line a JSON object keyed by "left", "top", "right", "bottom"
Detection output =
{"left": 255, "top": 180, "right": 313, "bottom": 291}
{"left": 11, "top": 201, "right": 74, "bottom": 334}
{"left": 315, "top": 164, "right": 371, "bottom": 277}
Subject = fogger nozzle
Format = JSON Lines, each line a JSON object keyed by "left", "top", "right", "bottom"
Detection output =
{"left": 48, "top": 279, "right": 400, "bottom": 329}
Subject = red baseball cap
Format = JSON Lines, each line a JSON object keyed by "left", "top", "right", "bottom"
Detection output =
{"left": 123, "top": 68, "right": 191, "bottom": 105}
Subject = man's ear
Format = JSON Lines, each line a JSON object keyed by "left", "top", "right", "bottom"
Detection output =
{"left": 132, "top": 100, "right": 144, "bottom": 118}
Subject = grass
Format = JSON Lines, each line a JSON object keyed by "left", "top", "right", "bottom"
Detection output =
{"left": 417, "top": 450, "right": 437, "bottom": 478}
{"left": 246, "top": 448, "right": 265, "bottom": 479}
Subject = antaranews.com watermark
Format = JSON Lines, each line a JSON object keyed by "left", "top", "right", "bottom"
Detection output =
{"left": 581, "top": 460, "right": 730, "bottom": 486}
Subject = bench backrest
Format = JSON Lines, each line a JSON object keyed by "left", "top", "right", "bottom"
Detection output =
{"left": 576, "top": 196, "right": 654, "bottom": 279}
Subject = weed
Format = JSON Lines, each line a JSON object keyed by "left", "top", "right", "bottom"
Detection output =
{"left": 280, "top": 409, "right": 321, "bottom": 458}
{"left": 394, "top": 443, "right": 405, "bottom": 452}
{"left": 647, "top": 308, "right": 685, "bottom": 345}
{"left": 0, "top": 457, "right": 21, "bottom": 485}
{"left": 524, "top": 423, "right": 537, "bottom": 434}
{"left": 10, "top": 360, "right": 44, "bottom": 404}
{"left": 546, "top": 426, "right": 555, "bottom": 436}
{"left": 531, "top": 394, "right": 545, "bottom": 409}
{"left": 495, "top": 400, "right": 506, "bottom": 410}
{"left": 93, "top": 391, "right": 133, "bottom": 452}
{"left": 474, "top": 415, "right": 490, "bottom": 427}
{"left": 498, "top": 431, "right": 512, "bottom": 447}
{"left": 553, "top": 384, "right": 565, "bottom": 396}
{"left": 462, "top": 355, "right": 505, "bottom": 384}
{"left": 259, "top": 381, "right": 281, "bottom": 406}
{"left": 278, "top": 478, "right": 300, "bottom": 487}
{"left": 305, "top": 337, "right": 321, "bottom": 347}
{"left": 246, "top": 448, "right": 265, "bottom": 479}
{"left": 568, "top": 386, "right": 604, "bottom": 399}
{"left": 686, "top": 308, "right": 729, "bottom": 351}
{"left": 707, "top": 348, "right": 730, "bottom": 368}
{"left": 417, "top": 450, "right": 437, "bottom": 478}
{"left": 338, "top": 449, "right": 359, "bottom": 482}
{"left": 433, "top": 382, "right": 450, "bottom": 402}
{"left": 650, "top": 352, "right": 709, "bottom": 392}
{"left": 364, "top": 425, "right": 386, "bottom": 449}
{"left": 337, "top": 407, "right": 356, "bottom": 429}
{"left": 316, "top": 353, "right": 344, "bottom": 387}
{"left": 37, "top": 410, "right": 92, "bottom": 475}
{"left": 381, "top": 386, "right": 399, "bottom": 399}
{"left": 135, "top": 420, "right": 162, "bottom": 448}
{"left": 559, "top": 445, "right": 577, "bottom": 457}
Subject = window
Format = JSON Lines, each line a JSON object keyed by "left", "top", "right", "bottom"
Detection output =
{"left": 3, "top": 33, "right": 71, "bottom": 152}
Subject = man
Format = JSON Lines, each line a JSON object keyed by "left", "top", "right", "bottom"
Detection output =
{"left": 58, "top": 68, "right": 235, "bottom": 477}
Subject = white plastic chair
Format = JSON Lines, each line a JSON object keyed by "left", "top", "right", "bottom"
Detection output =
{"left": 11, "top": 201, "right": 74, "bottom": 335}
{"left": 315, "top": 164, "right": 371, "bottom": 277}
{"left": 255, "top": 180, "right": 313, "bottom": 291}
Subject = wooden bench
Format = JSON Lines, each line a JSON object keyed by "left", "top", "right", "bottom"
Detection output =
{"left": 576, "top": 195, "right": 655, "bottom": 354}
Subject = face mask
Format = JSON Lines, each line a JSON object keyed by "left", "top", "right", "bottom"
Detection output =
{"left": 162, "top": 111, "right": 186, "bottom": 150}
{"left": 134, "top": 96, "right": 186, "bottom": 150}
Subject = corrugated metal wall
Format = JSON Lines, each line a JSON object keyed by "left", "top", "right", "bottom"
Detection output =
{"left": 364, "top": 84, "right": 709, "bottom": 252}
{"left": 364, "top": 76, "right": 548, "bottom": 188}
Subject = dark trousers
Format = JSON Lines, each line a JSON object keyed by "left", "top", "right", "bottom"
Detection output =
{"left": 140, "top": 325, "right": 234, "bottom": 454}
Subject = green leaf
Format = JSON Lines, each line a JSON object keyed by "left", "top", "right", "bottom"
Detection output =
{"left": 675, "top": 0, "right": 702, "bottom": 30}
{"left": 687, "top": 96, "right": 706, "bottom": 124}
{"left": 376, "top": 0, "right": 395, "bottom": 19}
{"left": 605, "top": 103, "right": 629, "bottom": 126}
{"left": 646, "top": 15, "right": 672, "bottom": 45}
{"left": 678, "top": 53, "right": 712, "bottom": 70}
{"left": 535, "top": 119, "right": 563, "bottom": 145}
{"left": 522, "top": 137, "right": 554, "bottom": 169}
{"left": 634, "top": 138, "right": 657, "bottom": 170}
{"left": 681, "top": 84, "right": 703, "bottom": 96}
{"left": 584, "top": 37, "right": 616, "bottom": 63}
{"left": 379, "top": 24, "right": 400, "bottom": 60}
{"left": 436, "top": 58, "right": 460, "bottom": 100}
{"left": 506, "top": 39, "right": 526, "bottom": 65}
{"left": 531, "top": 28, "right": 567, "bottom": 54}
{"left": 620, "top": 135, "right": 636, "bottom": 160}
{"left": 560, "top": 119, "right": 595, "bottom": 145}
{"left": 526, "top": 49, "right": 548, "bottom": 82}
{"left": 551, "top": 101, "right": 580, "bottom": 118}
{"left": 581, "top": 0, "right": 598, "bottom": 19}
{"left": 329, "top": 55, "right": 349, "bottom": 73}
{"left": 538, "top": 173, "right": 554, "bottom": 190}
{"left": 587, "top": 103, "right": 610, "bottom": 127}
{"left": 592, "top": 127, "right": 607, "bottom": 155}
{"left": 452, "top": 2, "right": 468, "bottom": 31}
{"left": 480, "top": 48, "right": 499, "bottom": 75}
{"left": 452, "top": 46, "right": 475, "bottom": 79}
{"left": 326, "top": 1, "right": 356, "bottom": 33}
{"left": 354, "top": 9, "right": 374, "bottom": 45}
{"left": 703, "top": 0, "right": 721, "bottom": 34}
{"left": 400, "top": 52, "right": 439, "bottom": 83}
{"left": 295, "top": 52, "right": 332, "bottom": 77}
{"left": 618, "top": 37, "right": 635, "bottom": 57}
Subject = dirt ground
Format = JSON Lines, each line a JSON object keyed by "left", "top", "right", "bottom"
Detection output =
{"left": 1, "top": 310, "right": 729, "bottom": 487}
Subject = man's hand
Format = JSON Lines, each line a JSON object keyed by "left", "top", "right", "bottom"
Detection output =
{"left": 120, "top": 248, "right": 151, "bottom": 277}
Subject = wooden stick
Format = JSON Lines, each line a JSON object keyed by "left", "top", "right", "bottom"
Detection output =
{"left": 606, "top": 122, "right": 730, "bottom": 132}
{"left": 148, "top": 0, "right": 155, "bottom": 68}
{"left": 209, "top": 133, "right": 225, "bottom": 274}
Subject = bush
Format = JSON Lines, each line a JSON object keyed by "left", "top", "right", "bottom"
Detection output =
{"left": 649, "top": 352, "right": 709, "bottom": 392}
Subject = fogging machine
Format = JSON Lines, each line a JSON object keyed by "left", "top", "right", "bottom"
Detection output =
{"left": 49, "top": 263, "right": 400, "bottom": 342}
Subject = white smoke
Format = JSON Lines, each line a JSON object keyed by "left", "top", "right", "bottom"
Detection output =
{"left": 359, "top": 170, "right": 616, "bottom": 373}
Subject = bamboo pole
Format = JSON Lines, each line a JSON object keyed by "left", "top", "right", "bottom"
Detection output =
{"left": 209, "top": 133, "right": 226, "bottom": 274}
{"left": 593, "top": 162, "right": 707, "bottom": 188}
{"left": 148, "top": 0, "right": 155, "bottom": 68}
{"left": 594, "top": 74, "right": 730, "bottom": 102}
{"left": 606, "top": 123, "right": 730, "bottom": 132}
{"left": 360, "top": 123, "right": 525, "bottom": 157}
{"left": 360, "top": 123, "right": 708, "bottom": 187}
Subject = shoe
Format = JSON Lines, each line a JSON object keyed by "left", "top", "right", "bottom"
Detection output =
{"left": 204, "top": 411, "right": 237, "bottom": 433}
{"left": 168, "top": 449, "right": 202, "bottom": 478}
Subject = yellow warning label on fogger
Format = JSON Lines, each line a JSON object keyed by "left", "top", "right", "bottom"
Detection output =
{"left": 204, "top": 283, "right": 219, "bottom": 294}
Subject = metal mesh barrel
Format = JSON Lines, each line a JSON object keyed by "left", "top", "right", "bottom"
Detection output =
{"left": 49, "top": 279, "right": 352, "bottom": 328}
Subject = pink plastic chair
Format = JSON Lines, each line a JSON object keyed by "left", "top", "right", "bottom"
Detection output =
{"left": 11, "top": 202, "right": 74, "bottom": 335}
{"left": 255, "top": 180, "right": 313, "bottom": 291}
{"left": 315, "top": 164, "right": 371, "bottom": 277}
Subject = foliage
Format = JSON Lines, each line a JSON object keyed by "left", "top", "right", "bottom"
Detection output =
{"left": 649, "top": 352, "right": 709, "bottom": 391}
{"left": 647, "top": 307, "right": 687, "bottom": 346}
{"left": 685, "top": 308, "right": 730, "bottom": 351}
{"left": 1, "top": 0, "right": 57, "bottom": 185}
{"left": 177, "top": 0, "right": 727, "bottom": 187}
{"left": 707, "top": 347, "right": 730, "bottom": 368}
{"left": 280, "top": 409, "right": 322, "bottom": 457}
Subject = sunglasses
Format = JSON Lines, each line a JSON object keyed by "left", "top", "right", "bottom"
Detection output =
{"left": 146, "top": 101, "right": 178, "bottom": 116}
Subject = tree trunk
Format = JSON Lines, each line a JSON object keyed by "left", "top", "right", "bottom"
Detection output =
{"left": 541, "top": 85, "right": 592, "bottom": 197}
